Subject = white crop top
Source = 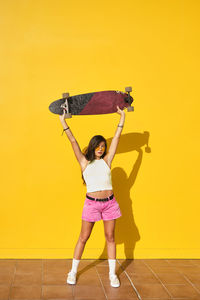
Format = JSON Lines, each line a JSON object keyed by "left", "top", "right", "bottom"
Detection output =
{"left": 82, "top": 158, "right": 113, "bottom": 193}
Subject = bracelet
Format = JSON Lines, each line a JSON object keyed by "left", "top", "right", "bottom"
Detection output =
{"left": 118, "top": 124, "right": 123, "bottom": 128}
{"left": 61, "top": 127, "right": 70, "bottom": 136}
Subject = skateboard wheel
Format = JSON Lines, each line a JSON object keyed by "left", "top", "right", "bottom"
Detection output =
{"left": 64, "top": 113, "right": 72, "bottom": 119}
{"left": 125, "top": 86, "right": 132, "bottom": 92}
{"left": 62, "top": 92, "right": 70, "bottom": 98}
{"left": 127, "top": 106, "right": 134, "bottom": 112}
{"left": 145, "top": 146, "right": 151, "bottom": 153}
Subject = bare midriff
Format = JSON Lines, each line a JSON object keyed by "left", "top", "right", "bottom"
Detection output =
{"left": 86, "top": 190, "right": 113, "bottom": 198}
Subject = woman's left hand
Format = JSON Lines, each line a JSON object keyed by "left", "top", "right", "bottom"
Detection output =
{"left": 116, "top": 105, "right": 125, "bottom": 116}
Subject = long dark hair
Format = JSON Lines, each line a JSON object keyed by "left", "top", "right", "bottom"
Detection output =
{"left": 82, "top": 135, "right": 107, "bottom": 185}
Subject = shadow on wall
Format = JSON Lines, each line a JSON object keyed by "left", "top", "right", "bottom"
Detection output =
{"left": 78, "top": 131, "right": 151, "bottom": 275}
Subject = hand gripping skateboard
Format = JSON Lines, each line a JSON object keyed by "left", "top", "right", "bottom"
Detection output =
{"left": 48, "top": 86, "right": 134, "bottom": 119}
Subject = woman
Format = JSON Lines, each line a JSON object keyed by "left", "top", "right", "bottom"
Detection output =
{"left": 59, "top": 105, "right": 125, "bottom": 288}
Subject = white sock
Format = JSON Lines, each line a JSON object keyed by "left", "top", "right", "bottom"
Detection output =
{"left": 108, "top": 259, "right": 116, "bottom": 275}
{"left": 71, "top": 258, "right": 80, "bottom": 274}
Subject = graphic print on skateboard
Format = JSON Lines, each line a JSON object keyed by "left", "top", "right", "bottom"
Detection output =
{"left": 48, "top": 87, "right": 134, "bottom": 118}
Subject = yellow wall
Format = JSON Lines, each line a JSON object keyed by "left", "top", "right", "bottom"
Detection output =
{"left": 1, "top": 0, "right": 200, "bottom": 259}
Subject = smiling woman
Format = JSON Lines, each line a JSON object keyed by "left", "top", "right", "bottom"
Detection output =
{"left": 59, "top": 105, "right": 125, "bottom": 288}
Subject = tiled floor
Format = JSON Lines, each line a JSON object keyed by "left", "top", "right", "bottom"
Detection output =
{"left": 0, "top": 259, "right": 200, "bottom": 300}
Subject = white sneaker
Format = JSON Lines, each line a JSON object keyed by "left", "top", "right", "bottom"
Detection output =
{"left": 66, "top": 271, "right": 77, "bottom": 284}
{"left": 109, "top": 274, "right": 120, "bottom": 287}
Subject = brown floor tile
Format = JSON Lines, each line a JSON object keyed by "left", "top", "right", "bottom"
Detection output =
{"left": 43, "top": 259, "right": 69, "bottom": 273}
{"left": 143, "top": 259, "right": 171, "bottom": 267}
{"left": 184, "top": 273, "right": 200, "bottom": 285}
{"left": 16, "top": 259, "right": 42, "bottom": 265}
{"left": 194, "top": 284, "right": 200, "bottom": 292}
{"left": 190, "top": 260, "right": 200, "bottom": 266}
{"left": 77, "top": 267, "right": 98, "bottom": 277}
{"left": 98, "top": 271, "right": 131, "bottom": 286}
{"left": 156, "top": 272, "right": 189, "bottom": 284}
{"left": 43, "top": 270, "right": 69, "bottom": 285}
{"left": 73, "top": 285, "right": 106, "bottom": 299}
{"left": 117, "top": 261, "right": 152, "bottom": 274}
{"left": 0, "top": 260, "right": 17, "bottom": 267}
{"left": 13, "top": 260, "right": 42, "bottom": 286}
{"left": 10, "top": 285, "right": 42, "bottom": 299}
{"left": 75, "top": 271, "right": 102, "bottom": 286}
{"left": 165, "top": 284, "right": 200, "bottom": 298}
{"left": 118, "top": 259, "right": 147, "bottom": 266}
{"left": 0, "top": 260, "right": 16, "bottom": 285}
{"left": 0, "top": 259, "right": 16, "bottom": 276}
{"left": 0, "top": 285, "right": 10, "bottom": 300}
{"left": 15, "top": 260, "right": 42, "bottom": 273}
{"left": 79, "top": 266, "right": 105, "bottom": 275}
{"left": 95, "top": 265, "right": 122, "bottom": 274}
{"left": 73, "top": 299, "right": 106, "bottom": 300}
{"left": 0, "top": 271, "right": 14, "bottom": 285}
{"left": 104, "top": 284, "right": 138, "bottom": 299}
{"left": 117, "top": 259, "right": 131, "bottom": 261}
{"left": 133, "top": 283, "right": 171, "bottom": 298}
{"left": 128, "top": 272, "right": 161, "bottom": 284}
{"left": 96, "top": 259, "right": 109, "bottom": 265}
{"left": 13, "top": 272, "right": 42, "bottom": 285}
{"left": 42, "top": 284, "right": 73, "bottom": 299}
{"left": 44, "top": 259, "right": 69, "bottom": 265}
{"left": 75, "top": 260, "right": 99, "bottom": 274}
{"left": 148, "top": 265, "right": 183, "bottom": 273}
{"left": 117, "top": 259, "right": 145, "bottom": 265}
{"left": 95, "top": 265, "right": 109, "bottom": 272}
{"left": 174, "top": 266, "right": 200, "bottom": 274}
{"left": 167, "top": 259, "right": 198, "bottom": 266}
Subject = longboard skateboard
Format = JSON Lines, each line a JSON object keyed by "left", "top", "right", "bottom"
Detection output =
{"left": 48, "top": 86, "right": 134, "bottom": 118}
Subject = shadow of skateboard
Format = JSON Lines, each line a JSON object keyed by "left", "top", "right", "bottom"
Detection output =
{"left": 49, "top": 87, "right": 134, "bottom": 118}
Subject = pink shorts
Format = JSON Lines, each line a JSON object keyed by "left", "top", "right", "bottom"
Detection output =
{"left": 82, "top": 195, "right": 122, "bottom": 222}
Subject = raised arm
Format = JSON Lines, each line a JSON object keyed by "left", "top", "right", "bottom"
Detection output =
{"left": 106, "top": 106, "right": 125, "bottom": 165}
{"left": 59, "top": 110, "right": 86, "bottom": 166}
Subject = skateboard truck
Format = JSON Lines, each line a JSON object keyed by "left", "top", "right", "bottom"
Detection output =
{"left": 125, "top": 86, "right": 134, "bottom": 112}
{"left": 61, "top": 93, "right": 72, "bottom": 118}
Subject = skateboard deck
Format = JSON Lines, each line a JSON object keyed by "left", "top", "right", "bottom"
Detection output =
{"left": 49, "top": 88, "right": 134, "bottom": 118}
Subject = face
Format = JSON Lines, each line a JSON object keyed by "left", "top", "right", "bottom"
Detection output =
{"left": 94, "top": 141, "right": 105, "bottom": 159}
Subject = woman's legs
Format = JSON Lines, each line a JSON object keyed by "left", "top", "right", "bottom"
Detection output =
{"left": 103, "top": 219, "right": 116, "bottom": 259}
{"left": 67, "top": 220, "right": 95, "bottom": 283}
{"left": 73, "top": 220, "right": 95, "bottom": 259}
{"left": 103, "top": 219, "right": 119, "bottom": 280}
